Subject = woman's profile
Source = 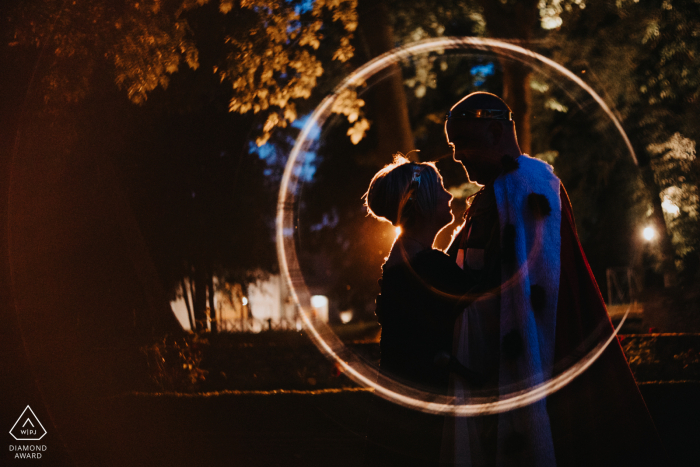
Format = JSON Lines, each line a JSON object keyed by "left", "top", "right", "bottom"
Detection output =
{"left": 363, "top": 155, "right": 480, "bottom": 466}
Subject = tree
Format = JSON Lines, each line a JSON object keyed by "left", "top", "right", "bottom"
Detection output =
{"left": 7, "top": 0, "right": 360, "bottom": 140}
{"left": 632, "top": 0, "right": 700, "bottom": 281}
{"left": 476, "top": 0, "right": 540, "bottom": 155}
{"left": 354, "top": 0, "right": 414, "bottom": 159}
{"left": 544, "top": 0, "right": 700, "bottom": 285}
{"left": 386, "top": 0, "right": 698, "bottom": 295}
{"left": 5, "top": 0, "right": 366, "bottom": 331}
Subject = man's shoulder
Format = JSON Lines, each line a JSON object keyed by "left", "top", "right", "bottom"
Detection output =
{"left": 501, "top": 154, "right": 559, "bottom": 185}
{"left": 495, "top": 154, "right": 561, "bottom": 208}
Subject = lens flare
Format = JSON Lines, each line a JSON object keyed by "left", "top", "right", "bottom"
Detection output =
{"left": 277, "top": 37, "right": 635, "bottom": 415}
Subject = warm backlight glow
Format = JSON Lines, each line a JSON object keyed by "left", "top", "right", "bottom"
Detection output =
{"left": 395, "top": 226, "right": 402, "bottom": 236}
{"left": 642, "top": 226, "right": 656, "bottom": 241}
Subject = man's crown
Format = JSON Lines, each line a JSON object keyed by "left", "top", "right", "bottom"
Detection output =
{"left": 445, "top": 109, "right": 513, "bottom": 121}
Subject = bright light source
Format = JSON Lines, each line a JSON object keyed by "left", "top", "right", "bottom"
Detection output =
{"left": 311, "top": 295, "right": 328, "bottom": 308}
{"left": 310, "top": 295, "right": 329, "bottom": 322}
{"left": 339, "top": 310, "right": 353, "bottom": 324}
{"left": 395, "top": 226, "right": 402, "bottom": 236}
{"left": 241, "top": 296, "right": 248, "bottom": 306}
{"left": 642, "top": 226, "right": 656, "bottom": 241}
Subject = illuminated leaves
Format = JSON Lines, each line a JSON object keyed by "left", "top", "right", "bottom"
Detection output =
{"left": 331, "top": 88, "right": 364, "bottom": 123}
{"left": 648, "top": 133, "right": 699, "bottom": 263}
{"left": 404, "top": 54, "right": 438, "bottom": 98}
{"left": 637, "top": 0, "right": 700, "bottom": 106}
{"left": 7, "top": 0, "right": 205, "bottom": 106}
{"left": 111, "top": 0, "right": 203, "bottom": 104}
{"left": 8, "top": 0, "right": 363, "bottom": 144}
{"left": 330, "top": 88, "right": 369, "bottom": 145}
{"left": 219, "top": 0, "right": 233, "bottom": 14}
{"left": 113, "top": 2, "right": 200, "bottom": 104}
{"left": 346, "top": 118, "right": 370, "bottom": 145}
{"left": 538, "top": 0, "right": 586, "bottom": 30}
{"left": 221, "top": 0, "right": 358, "bottom": 146}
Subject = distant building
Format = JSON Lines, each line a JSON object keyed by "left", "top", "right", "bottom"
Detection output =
{"left": 247, "top": 274, "right": 297, "bottom": 327}
{"left": 170, "top": 274, "right": 327, "bottom": 331}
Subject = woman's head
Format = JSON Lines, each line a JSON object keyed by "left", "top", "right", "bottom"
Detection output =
{"left": 364, "top": 155, "right": 452, "bottom": 229}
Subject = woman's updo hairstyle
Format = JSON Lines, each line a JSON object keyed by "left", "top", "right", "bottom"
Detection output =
{"left": 364, "top": 155, "right": 442, "bottom": 228}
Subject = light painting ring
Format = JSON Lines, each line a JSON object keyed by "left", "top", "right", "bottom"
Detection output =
{"left": 277, "top": 37, "right": 633, "bottom": 415}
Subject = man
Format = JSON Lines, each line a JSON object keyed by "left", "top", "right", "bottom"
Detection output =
{"left": 442, "top": 92, "right": 666, "bottom": 466}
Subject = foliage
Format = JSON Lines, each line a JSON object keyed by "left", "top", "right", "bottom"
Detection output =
{"left": 8, "top": 0, "right": 700, "bottom": 326}
{"left": 532, "top": 0, "right": 700, "bottom": 284}
{"left": 648, "top": 133, "right": 699, "bottom": 272}
{"left": 221, "top": 0, "right": 358, "bottom": 145}
{"left": 141, "top": 333, "right": 209, "bottom": 391}
{"left": 390, "top": 0, "right": 485, "bottom": 42}
{"left": 622, "top": 333, "right": 700, "bottom": 382}
{"left": 6, "top": 0, "right": 361, "bottom": 145}
{"left": 5, "top": 0, "right": 368, "bottom": 331}
{"left": 538, "top": 0, "right": 586, "bottom": 30}
{"left": 634, "top": 0, "right": 700, "bottom": 109}
{"left": 8, "top": 0, "right": 202, "bottom": 104}
{"left": 633, "top": 0, "right": 700, "bottom": 277}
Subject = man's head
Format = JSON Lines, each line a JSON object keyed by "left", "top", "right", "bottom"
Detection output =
{"left": 445, "top": 92, "right": 521, "bottom": 185}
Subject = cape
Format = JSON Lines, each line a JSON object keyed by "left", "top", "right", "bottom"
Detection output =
{"left": 445, "top": 155, "right": 666, "bottom": 466}
{"left": 550, "top": 176, "right": 667, "bottom": 466}
{"left": 492, "top": 154, "right": 560, "bottom": 465}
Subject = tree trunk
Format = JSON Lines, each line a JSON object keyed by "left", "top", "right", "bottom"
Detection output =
{"left": 181, "top": 277, "right": 195, "bottom": 331}
{"left": 357, "top": 0, "right": 414, "bottom": 163}
{"left": 478, "top": 0, "right": 540, "bottom": 156}
{"left": 640, "top": 165, "right": 679, "bottom": 283}
{"left": 187, "top": 274, "right": 198, "bottom": 330}
{"left": 192, "top": 266, "right": 208, "bottom": 330}
{"left": 207, "top": 271, "right": 217, "bottom": 333}
{"left": 502, "top": 61, "right": 532, "bottom": 155}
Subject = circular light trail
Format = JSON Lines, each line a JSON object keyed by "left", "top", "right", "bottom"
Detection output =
{"left": 277, "top": 37, "right": 634, "bottom": 415}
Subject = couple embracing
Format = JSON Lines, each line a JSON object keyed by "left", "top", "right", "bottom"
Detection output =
{"left": 363, "top": 93, "right": 666, "bottom": 466}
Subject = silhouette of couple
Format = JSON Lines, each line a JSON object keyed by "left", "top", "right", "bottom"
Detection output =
{"left": 363, "top": 92, "right": 666, "bottom": 466}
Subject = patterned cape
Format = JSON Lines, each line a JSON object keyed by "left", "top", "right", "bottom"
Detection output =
{"left": 444, "top": 155, "right": 666, "bottom": 466}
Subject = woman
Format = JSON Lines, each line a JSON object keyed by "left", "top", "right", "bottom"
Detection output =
{"left": 363, "top": 156, "right": 480, "bottom": 466}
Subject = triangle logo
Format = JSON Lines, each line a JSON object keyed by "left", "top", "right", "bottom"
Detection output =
{"left": 9, "top": 406, "right": 47, "bottom": 441}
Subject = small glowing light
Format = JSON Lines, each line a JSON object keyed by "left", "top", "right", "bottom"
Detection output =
{"left": 311, "top": 295, "right": 329, "bottom": 322}
{"left": 241, "top": 296, "right": 248, "bottom": 306}
{"left": 642, "top": 226, "right": 656, "bottom": 241}
{"left": 395, "top": 226, "right": 402, "bottom": 236}
{"left": 339, "top": 310, "right": 354, "bottom": 324}
{"left": 311, "top": 295, "right": 328, "bottom": 308}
